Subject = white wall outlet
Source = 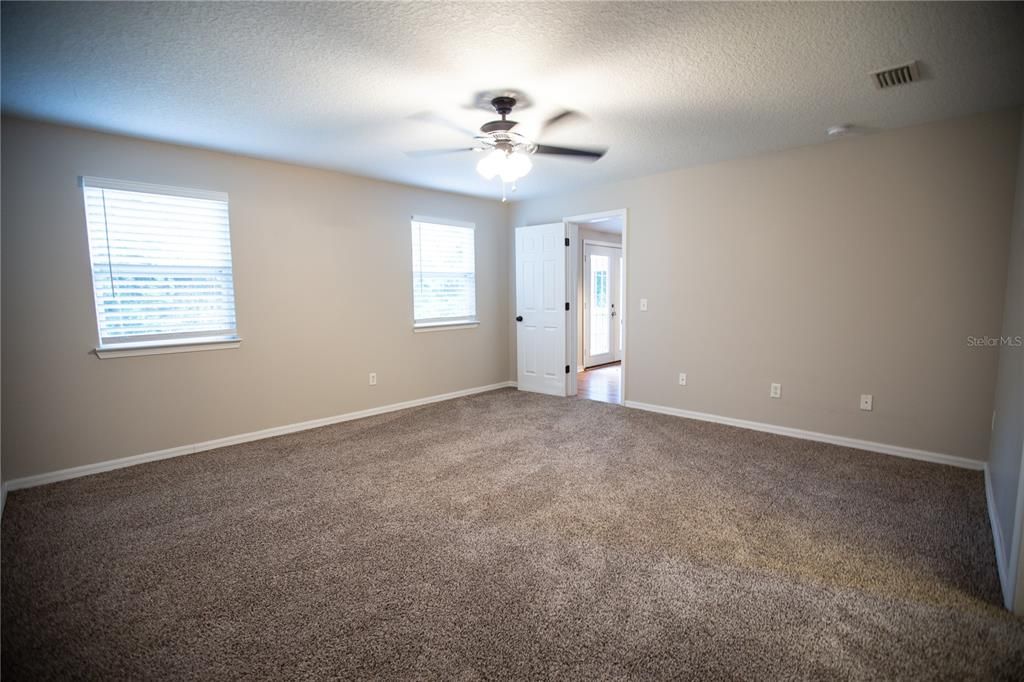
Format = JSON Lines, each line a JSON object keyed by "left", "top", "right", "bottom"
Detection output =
{"left": 679, "top": 372, "right": 687, "bottom": 386}
{"left": 369, "top": 372, "right": 377, "bottom": 386}
{"left": 860, "top": 394, "right": 873, "bottom": 411}
{"left": 770, "top": 383, "right": 781, "bottom": 399}
{"left": 640, "top": 298, "right": 648, "bottom": 312}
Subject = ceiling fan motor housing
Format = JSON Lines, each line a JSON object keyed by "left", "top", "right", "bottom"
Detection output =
{"left": 480, "top": 96, "right": 519, "bottom": 134}
{"left": 491, "top": 96, "right": 516, "bottom": 116}
{"left": 481, "top": 119, "right": 517, "bottom": 133}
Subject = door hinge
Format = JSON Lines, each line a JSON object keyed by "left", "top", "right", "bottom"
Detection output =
{"left": 565, "top": 302, "right": 570, "bottom": 311}
{"left": 565, "top": 237, "right": 570, "bottom": 247}
{"left": 565, "top": 365, "right": 571, "bottom": 374}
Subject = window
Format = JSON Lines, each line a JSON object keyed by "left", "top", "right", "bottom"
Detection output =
{"left": 82, "top": 177, "right": 239, "bottom": 355}
{"left": 410, "top": 217, "right": 477, "bottom": 329}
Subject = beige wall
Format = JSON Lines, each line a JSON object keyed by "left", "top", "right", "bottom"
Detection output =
{"left": 3, "top": 109, "right": 1020, "bottom": 483}
{"left": 989, "top": 109, "right": 1024, "bottom": 610}
{"left": 1, "top": 117, "right": 511, "bottom": 481}
{"left": 512, "top": 109, "right": 1021, "bottom": 462}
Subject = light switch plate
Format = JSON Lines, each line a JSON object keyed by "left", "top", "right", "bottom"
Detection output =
{"left": 640, "top": 298, "right": 648, "bottom": 312}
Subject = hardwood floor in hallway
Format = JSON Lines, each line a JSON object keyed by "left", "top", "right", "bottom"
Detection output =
{"left": 577, "top": 363, "right": 621, "bottom": 404}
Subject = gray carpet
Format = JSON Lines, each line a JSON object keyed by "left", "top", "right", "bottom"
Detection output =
{"left": 3, "top": 388, "right": 1023, "bottom": 679}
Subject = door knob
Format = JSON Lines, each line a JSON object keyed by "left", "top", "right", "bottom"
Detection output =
{"left": 515, "top": 316, "right": 523, "bottom": 322}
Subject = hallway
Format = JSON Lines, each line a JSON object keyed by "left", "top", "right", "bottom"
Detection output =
{"left": 577, "top": 363, "right": 621, "bottom": 405}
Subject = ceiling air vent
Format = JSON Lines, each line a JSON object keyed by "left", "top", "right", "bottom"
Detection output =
{"left": 870, "top": 61, "right": 920, "bottom": 89}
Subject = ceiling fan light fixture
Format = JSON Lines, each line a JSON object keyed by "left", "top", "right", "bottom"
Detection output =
{"left": 476, "top": 149, "right": 532, "bottom": 183}
{"left": 475, "top": 150, "right": 505, "bottom": 180}
{"left": 501, "top": 151, "right": 532, "bottom": 182}
{"left": 410, "top": 91, "right": 606, "bottom": 196}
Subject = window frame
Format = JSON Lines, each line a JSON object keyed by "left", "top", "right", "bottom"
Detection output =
{"left": 80, "top": 176, "right": 242, "bottom": 359}
{"left": 410, "top": 215, "right": 479, "bottom": 332}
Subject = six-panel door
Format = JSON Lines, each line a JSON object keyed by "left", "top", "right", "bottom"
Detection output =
{"left": 515, "top": 223, "right": 567, "bottom": 396}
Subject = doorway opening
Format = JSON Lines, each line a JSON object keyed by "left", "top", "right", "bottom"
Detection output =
{"left": 565, "top": 210, "right": 627, "bottom": 405}
{"left": 512, "top": 209, "right": 627, "bottom": 405}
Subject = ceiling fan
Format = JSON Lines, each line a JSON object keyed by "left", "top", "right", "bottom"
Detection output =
{"left": 407, "top": 93, "right": 608, "bottom": 200}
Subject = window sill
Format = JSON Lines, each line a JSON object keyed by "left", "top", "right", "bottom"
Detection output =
{"left": 413, "top": 320, "right": 480, "bottom": 333}
{"left": 94, "top": 338, "right": 242, "bottom": 359}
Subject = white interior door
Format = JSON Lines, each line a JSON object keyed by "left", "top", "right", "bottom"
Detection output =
{"left": 583, "top": 243, "right": 622, "bottom": 368}
{"left": 516, "top": 223, "right": 568, "bottom": 396}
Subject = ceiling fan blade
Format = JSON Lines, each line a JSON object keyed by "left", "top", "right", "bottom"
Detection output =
{"left": 534, "top": 144, "right": 607, "bottom": 161}
{"left": 409, "top": 111, "right": 478, "bottom": 138}
{"left": 539, "top": 109, "right": 584, "bottom": 137}
{"left": 404, "top": 147, "right": 476, "bottom": 158}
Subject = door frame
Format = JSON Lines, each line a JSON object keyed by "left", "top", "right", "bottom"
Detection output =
{"left": 563, "top": 208, "right": 629, "bottom": 404}
{"left": 1005, "top": 441, "right": 1024, "bottom": 613}
{"left": 582, "top": 240, "right": 623, "bottom": 368}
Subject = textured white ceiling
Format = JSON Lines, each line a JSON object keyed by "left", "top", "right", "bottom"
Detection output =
{"left": 3, "top": 2, "right": 1023, "bottom": 201}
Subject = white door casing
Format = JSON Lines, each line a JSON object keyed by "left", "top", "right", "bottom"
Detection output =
{"left": 515, "top": 223, "right": 568, "bottom": 396}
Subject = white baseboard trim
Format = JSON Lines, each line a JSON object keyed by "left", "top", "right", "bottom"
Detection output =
{"left": 985, "top": 465, "right": 1013, "bottom": 609}
{"left": 5, "top": 381, "right": 517, "bottom": 492}
{"left": 624, "top": 400, "right": 984, "bottom": 471}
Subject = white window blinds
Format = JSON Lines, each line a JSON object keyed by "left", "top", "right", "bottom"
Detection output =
{"left": 410, "top": 218, "right": 477, "bottom": 325}
{"left": 81, "top": 177, "right": 238, "bottom": 347}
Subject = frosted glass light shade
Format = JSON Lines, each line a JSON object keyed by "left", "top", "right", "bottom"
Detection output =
{"left": 476, "top": 150, "right": 504, "bottom": 180}
{"left": 476, "top": 149, "right": 532, "bottom": 182}
{"left": 500, "top": 152, "right": 532, "bottom": 182}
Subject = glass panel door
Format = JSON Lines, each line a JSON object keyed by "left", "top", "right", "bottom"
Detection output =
{"left": 584, "top": 242, "right": 621, "bottom": 368}
{"left": 589, "top": 254, "right": 611, "bottom": 357}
